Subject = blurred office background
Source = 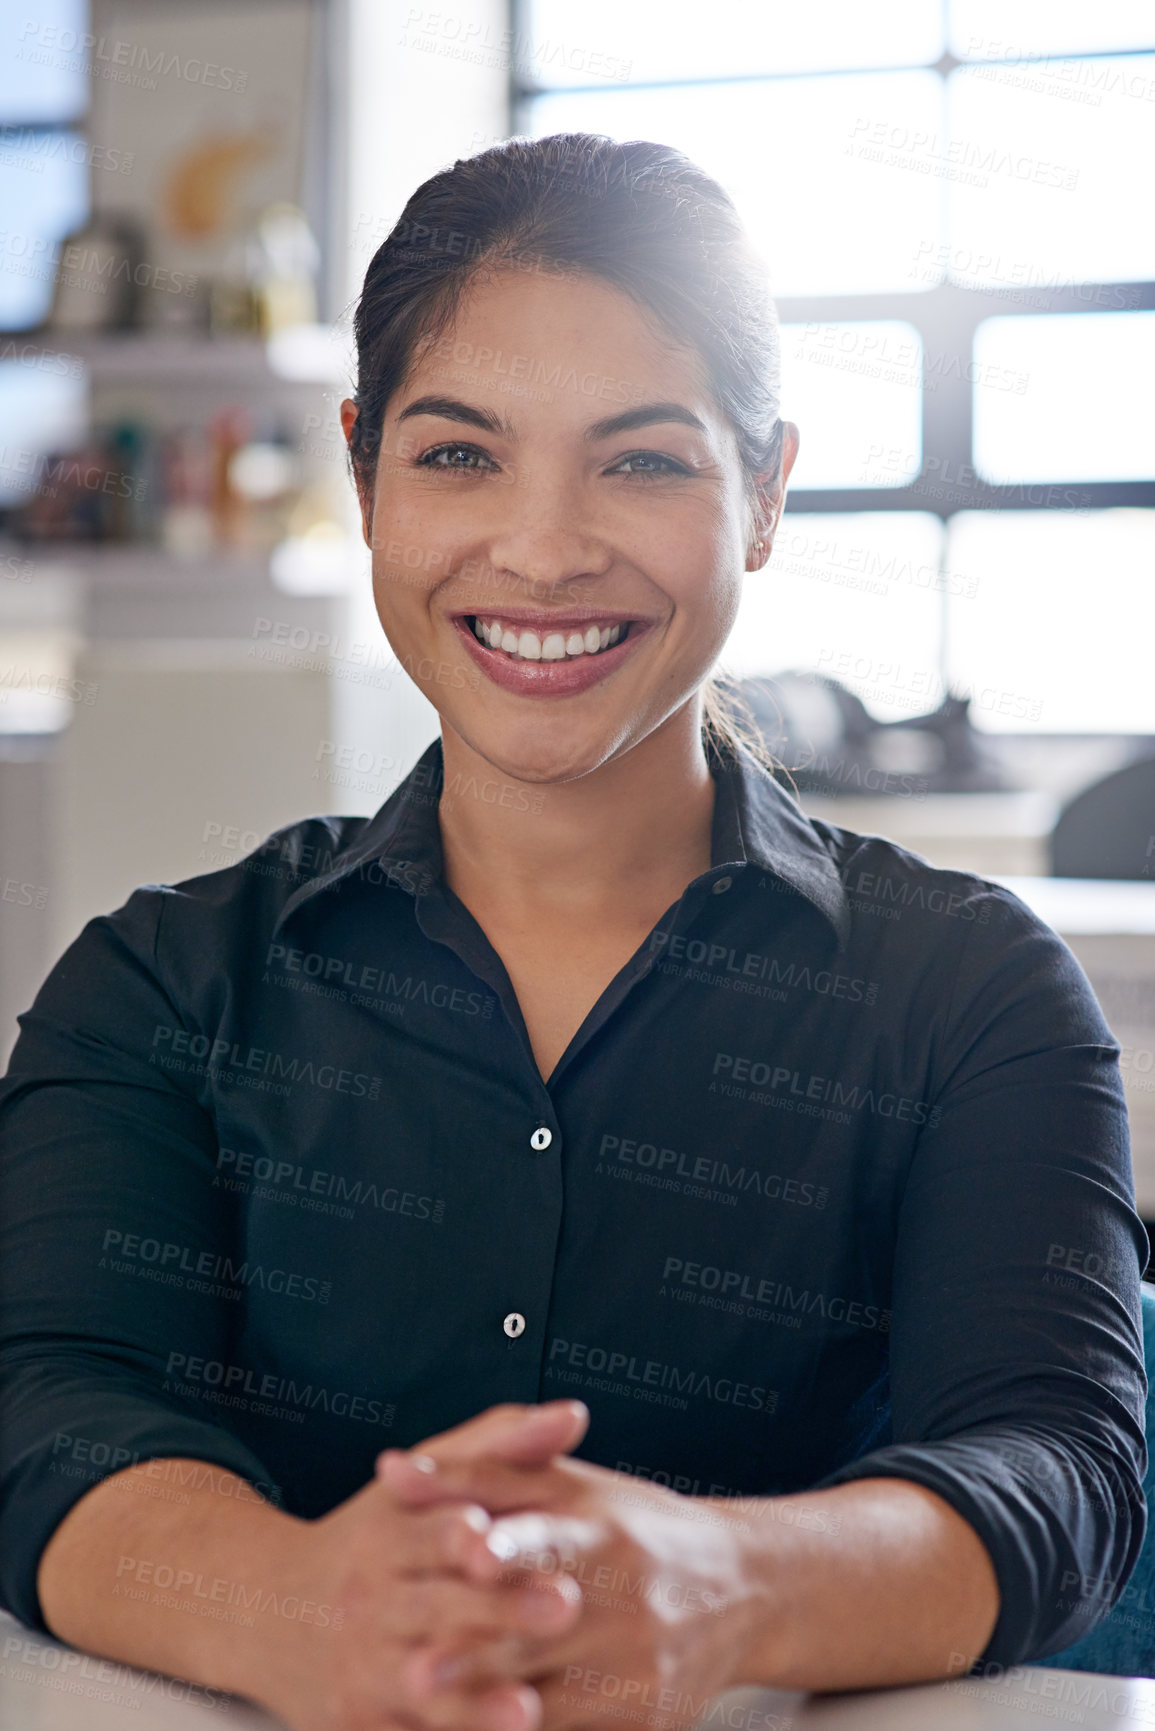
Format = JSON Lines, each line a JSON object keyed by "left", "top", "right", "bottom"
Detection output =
{"left": 1, "top": 0, "right": 1154, "bottom": 1209}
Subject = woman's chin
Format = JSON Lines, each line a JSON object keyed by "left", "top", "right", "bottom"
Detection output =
{"left": 453, "top": 719, "right": 618, "bottom": 789}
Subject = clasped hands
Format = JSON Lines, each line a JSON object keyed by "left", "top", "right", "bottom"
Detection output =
{"left": 297, "top": 1399, "right": 761, "bottom": 1731}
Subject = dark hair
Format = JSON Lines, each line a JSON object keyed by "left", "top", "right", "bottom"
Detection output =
{"left": 349, "top": 131, "right": 785, "bottom": 770}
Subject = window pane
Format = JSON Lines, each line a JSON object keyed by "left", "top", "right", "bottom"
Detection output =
{"left": 0, "top": 359, "right": 88, "bottom": 507}
{"left": 0, "top": 141, "right": 89, "bottom": 330}
{"left": 951, "top": 1, "right": 1155, "bottom": 59}
{"left": 526, "top": 72, "right": 947, "bottom": 296}
{"left": 520, "top": 0, "right": 943, "bottom": 85}
{"left": 945, "top": 510, "right": 1155, "bottom": 731}
{"left": 721, "top": 512, "right": 946, "bottom": 722}
{"left": 0, "top": 0, "right": 88, "bottom": 121}
{"left": 781, "top": 323, "right": 922, "bottom": 489}
{"left": 946, "top": 58, "right": 1155, "bottom": 287}
{"left": 973, "top": 313, "right": 1155, "bottom": 484}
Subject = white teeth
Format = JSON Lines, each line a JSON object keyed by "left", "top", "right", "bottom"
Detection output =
{"left": 469, "top": 617, "right": 630, "bottom": 662}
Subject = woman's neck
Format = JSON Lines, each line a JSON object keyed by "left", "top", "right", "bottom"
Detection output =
{"left": 436, "top": 711, "right": 717, "bottom": 926}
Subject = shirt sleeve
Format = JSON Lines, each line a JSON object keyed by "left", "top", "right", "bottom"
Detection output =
{"left": 811, "top": 881, "right": 1150, "bottom": 1670}
{"left": 0, "top": 887, "right": 280, "bottom": 1634}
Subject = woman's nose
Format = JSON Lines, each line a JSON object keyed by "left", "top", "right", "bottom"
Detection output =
{"left": 483, "top": 479, "right": 612, "bottom": 592}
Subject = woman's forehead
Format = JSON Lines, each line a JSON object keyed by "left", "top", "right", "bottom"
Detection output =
{"left": 402, "top": 265, "right": 717, "bottom": 416}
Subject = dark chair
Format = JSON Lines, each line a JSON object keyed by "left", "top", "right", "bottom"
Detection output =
{"left": 1051, "top": 757, "right": 1155, "bottom": 879}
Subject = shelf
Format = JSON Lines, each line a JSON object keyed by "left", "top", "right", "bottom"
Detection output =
{"left": 12, "top": 543, "right": 275, "bottom": 589}
{"left": 31, "top": 324, "right": 349, "bottom": 386}
{"left": 7, "top": 538, "right": 356, "bottom": 597}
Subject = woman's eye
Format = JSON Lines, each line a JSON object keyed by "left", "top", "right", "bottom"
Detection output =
{"left": 610, "top": 451, "right": 688, "bottom": 478}
{"left": 418, "top": 443, "right": 496, "bottom": 471}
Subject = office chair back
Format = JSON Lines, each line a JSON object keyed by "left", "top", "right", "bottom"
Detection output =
{"left": 1051, "top": 757, "right": 1155, "bottom": 879}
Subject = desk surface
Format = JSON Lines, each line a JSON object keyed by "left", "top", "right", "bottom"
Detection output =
{"left": 4, "top": 1613, "right": 1155, "bottom": 1730}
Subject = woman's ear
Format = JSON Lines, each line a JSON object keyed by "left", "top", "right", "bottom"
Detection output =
{"left": 745, "top": 420, "right": 799, "bottom": 571}
{"left": 340, "top": 397, "right": 374, "bottom": 548}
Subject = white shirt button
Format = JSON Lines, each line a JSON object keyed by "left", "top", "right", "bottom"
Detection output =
{"left": 503, "top": 1312, "right": 526, "bottom": 1338}
{"left": 712, "top": 875, "right": 733, "bottom": 894}
{"left": 530, "top": 1126, "right": 552, "bottom": 1151}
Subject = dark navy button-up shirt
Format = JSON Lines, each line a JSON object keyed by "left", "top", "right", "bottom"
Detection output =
{"left": 0, "top": 733, "right": 1148, "bottom": 1668}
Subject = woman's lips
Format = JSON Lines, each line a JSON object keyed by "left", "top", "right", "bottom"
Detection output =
{"left": 451, "top": 613, "right": 651, "bottom": 697}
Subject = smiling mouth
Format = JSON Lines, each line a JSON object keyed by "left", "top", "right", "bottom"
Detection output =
{"left": 464, "top": 615, "right": 632, "bottom": 662}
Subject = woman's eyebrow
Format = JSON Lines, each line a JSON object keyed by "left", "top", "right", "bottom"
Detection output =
{"left": 585, "top": 402, "right": 708, "bottom": 441}
{"left": 396, "top": 395, "right": 516, "bottom": 438}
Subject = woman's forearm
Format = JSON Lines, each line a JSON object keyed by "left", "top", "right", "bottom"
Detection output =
{"left": 721, "top": 1476, "right": 1001, "bottom": 1692}
{"left": 35, "top": 1459, "right": 319, "bottom": 1708}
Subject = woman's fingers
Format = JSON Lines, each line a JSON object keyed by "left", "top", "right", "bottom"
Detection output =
{"left": 398, "top": 1648, "right": 544, "bottom": 1731}
{"left": 489, "top": 1401, "right": 589, "bottom": 1465}
{"left": 378, "top": 1449, "right": 571, "bottom": 1516}
{"left": 389, "top": 1500, "right": 500, "bottom": 1576}
{"left": 387, "top": 1572, "right": 582, "bottom": 1644}
{"left": 376, "top": 1401, "right": 589, "bottom": 1485}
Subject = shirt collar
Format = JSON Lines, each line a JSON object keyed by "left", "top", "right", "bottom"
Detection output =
{"left": 273, "top": 733, "right": 849, "bottom": 946}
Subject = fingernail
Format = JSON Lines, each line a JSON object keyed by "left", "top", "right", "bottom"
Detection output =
{"left": 486, "top": 1529, "right": 520, "bottom": 1561}
{"left": 408, "top": 1452, "right": 437, "bottom": 1475}
{"left": 462, "top": 1506, "right": 490, "bottom": 1534}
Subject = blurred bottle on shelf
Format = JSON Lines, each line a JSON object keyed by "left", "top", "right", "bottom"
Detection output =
{"left": 208, "top": 202, "right": 319, "bottom": 338}
{"left": 160, "top": 426, "right": 215, "bottom": 555}
{"left": 208, "top": 405, "right": 252, "bottom": 547}
{"left": 252, "top": 203, "right": 319, "bottom": 335}
{"left": 227, "top": 415, "right": 300, "bottom": 551}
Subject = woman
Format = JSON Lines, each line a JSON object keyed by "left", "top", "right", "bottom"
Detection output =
{"left": 0, "top": 133, "right": 1148, "bottom": 1731}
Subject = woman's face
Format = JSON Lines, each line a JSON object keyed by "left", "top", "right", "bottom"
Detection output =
{"left": 342, "top": 267, "right": 795, "bottom": 785}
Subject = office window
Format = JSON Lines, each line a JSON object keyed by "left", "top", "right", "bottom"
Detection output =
{"left": 520, "top": 0, "right": 944, "bottom": 84}
{"left": 517, "top": 1, "right": 1155, "bottom": 732}
{"left": 947, "top": 57, "right": 1155, "bottom": 289}
{"left": 0, "top": 0, "right": 91, "bottom": 331}
{"left": 0, "top": 0, "right": 89, "bottom": 119}
{"left": 946, "top": 510, "right": 1155, "bottom": 733}
{"left": 973, "top": 314, "right": 1155, "bottom": 484}
{"left": 0, "top": 360, "right": 87, "bottom": 507}
{"left": 948, "top": 2, "right": 1155, "bottom": 60}
{"left": 526, "top": 73, "right": 947, "bottom": 300}
{"left": 781, "top": 323, "right": 923, "bottom": 490}
{"left": 724, "top": 513, "right": 946, "bottom": 721}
